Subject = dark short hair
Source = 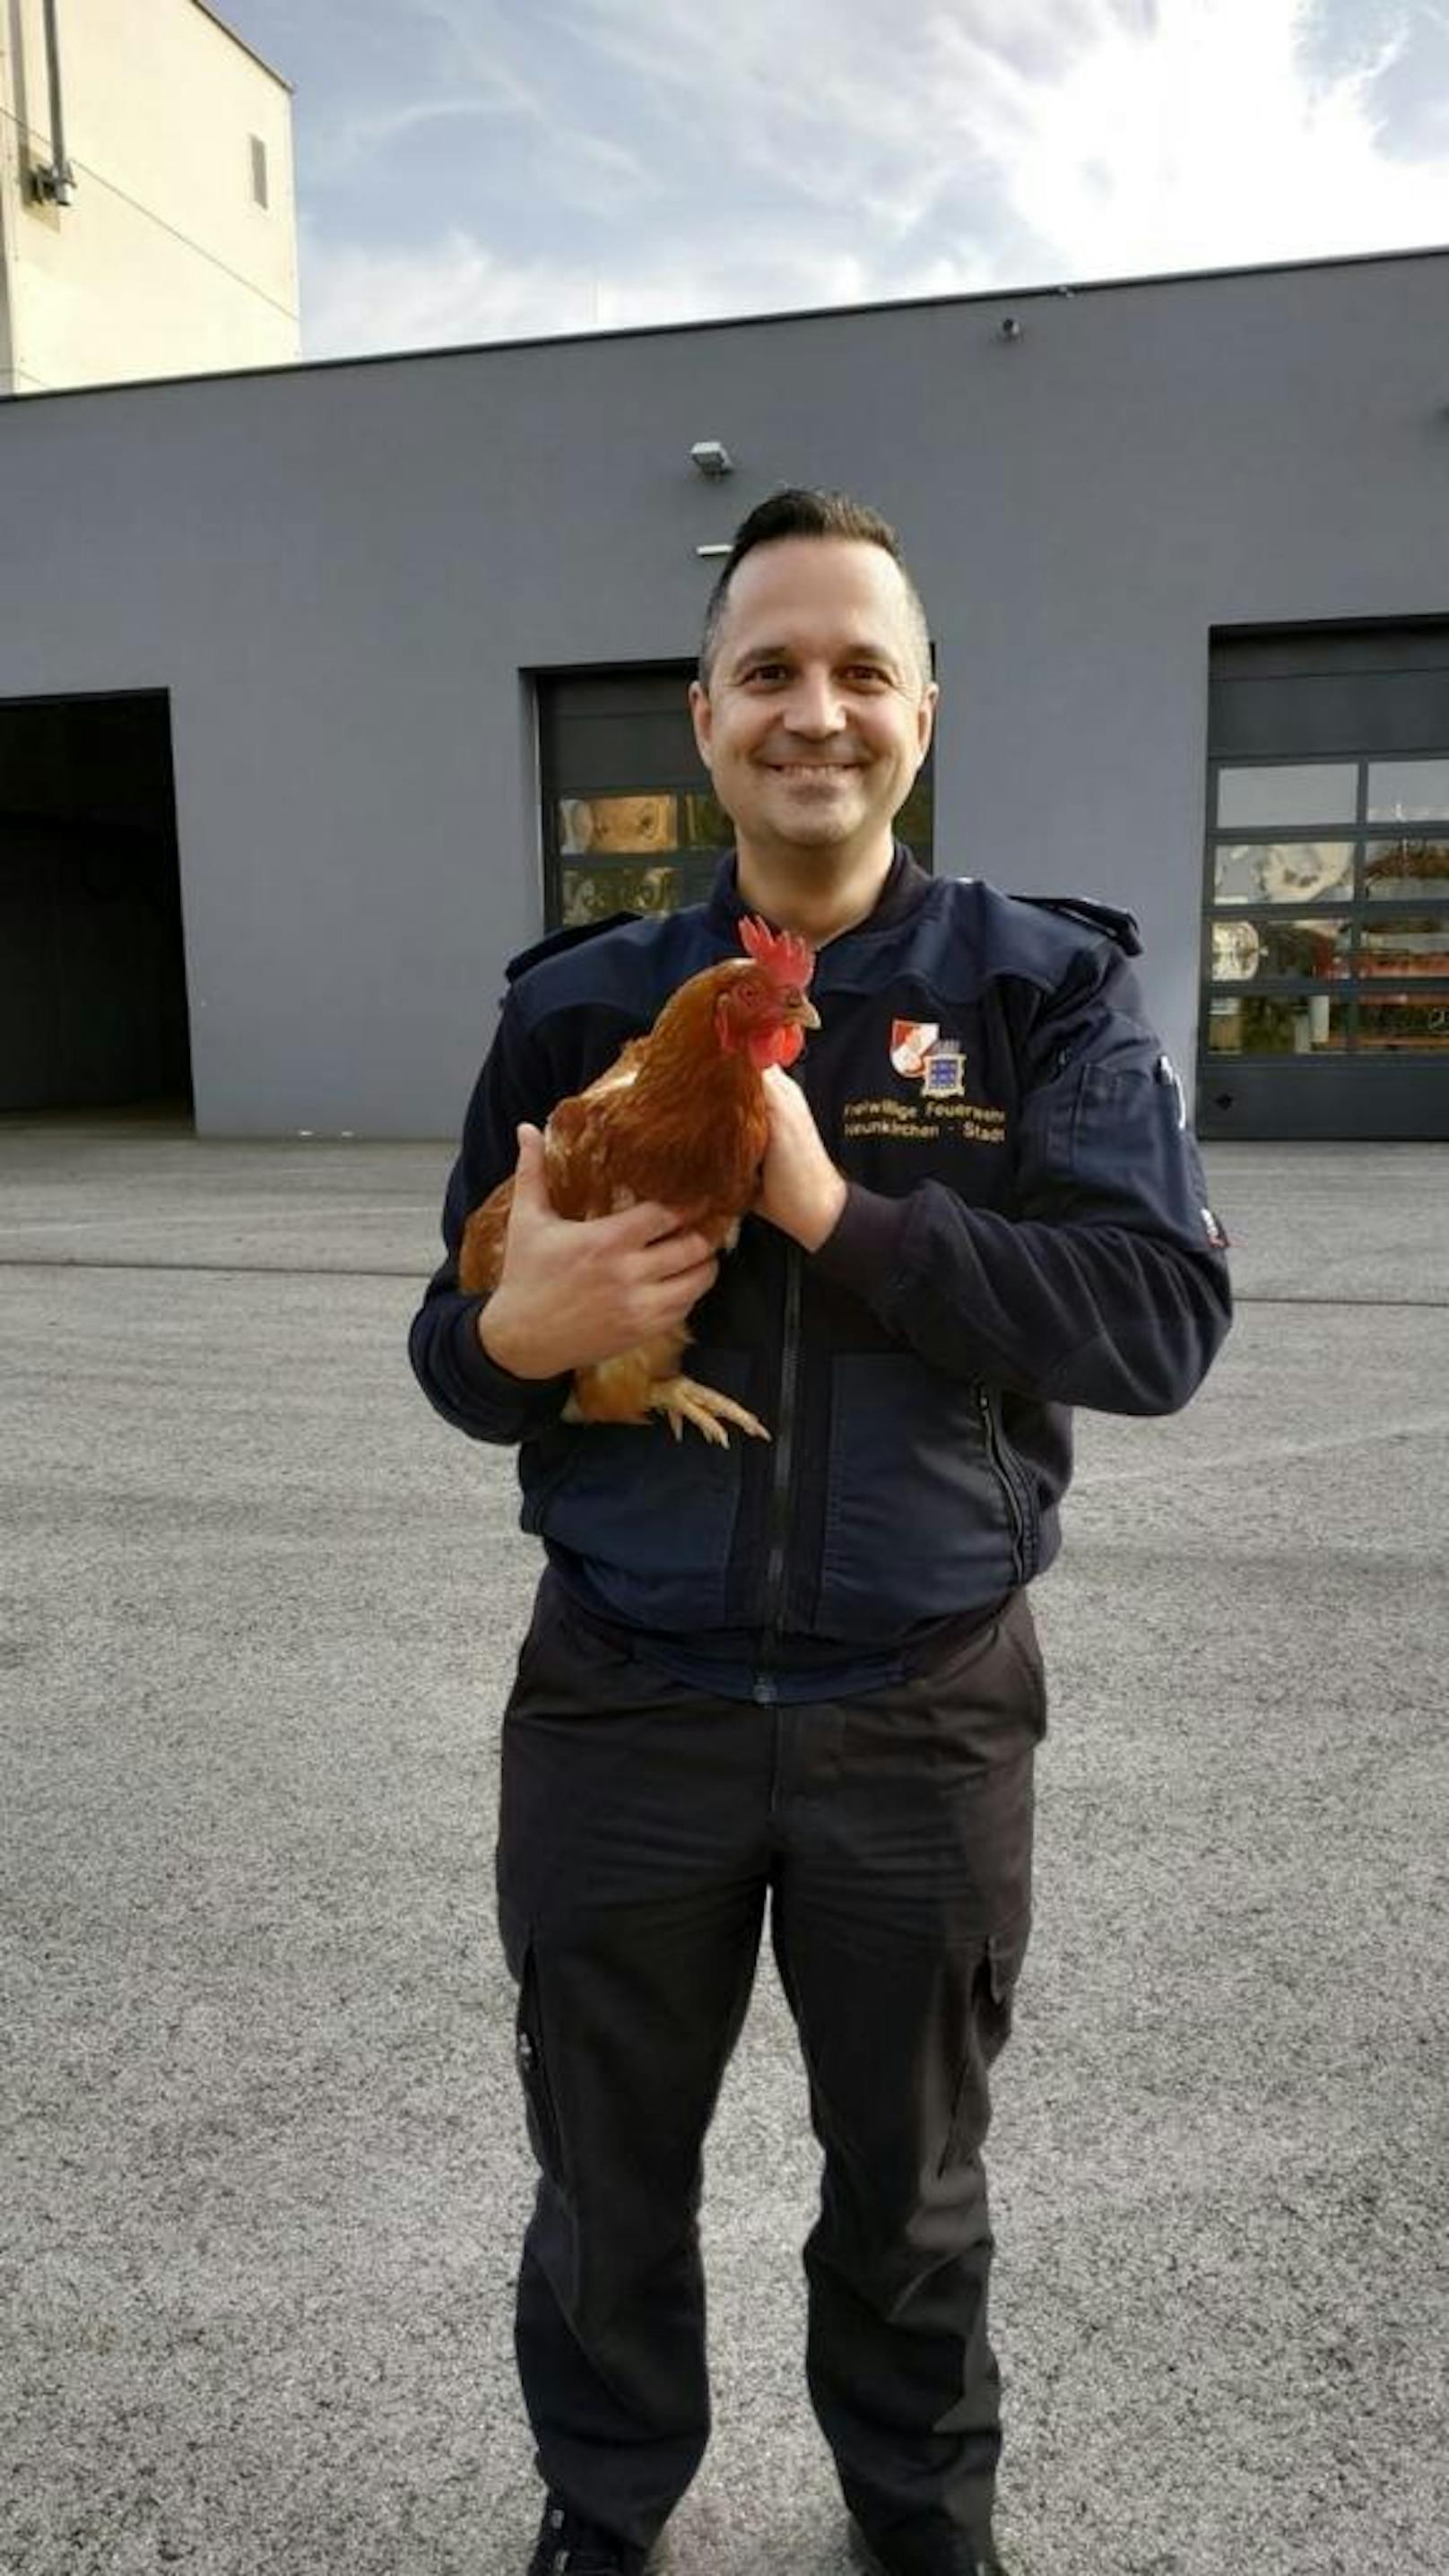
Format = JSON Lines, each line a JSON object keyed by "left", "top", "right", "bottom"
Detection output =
{"left": 697, "top": 487, "right": 932, "bottom": 688}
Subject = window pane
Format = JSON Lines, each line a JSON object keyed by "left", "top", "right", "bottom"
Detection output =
{"left": 1210, "top": 916, "right": 1352, "bottom": 981}
{"left": 681, "top": 790, "right": 732, "bottom": 849}
{"left": 560, "top": 858, "right": 716, "bottom": 925}
{"left": 1206, "top": 995, "right": 1346, "bottom": 1055}
{"left": 1216, "top": 765, "right": 1357, "bottom": 828}
{"left": 1358, "top": 915, "right": 1449, "bottom": 977}
{"left": 1364, "top": 837, "right": 1449, "bottom": 898}
{"left": 558, "top": 793, "right": 679, "bottom": 855}
{"left": 1212, "top": 842, "right": 1354, "bottom": 904}
{"left": 896, "top": 771, "right": 934, "bottom": 856}
{"left": 1356, "top": 990, "right": 1449, "bottom": 1052}
{"left": 1366, "top": 759, "right": 1449, "bottom": 823}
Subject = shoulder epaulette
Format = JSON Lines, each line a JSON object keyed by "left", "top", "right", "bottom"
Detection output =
{"left": 505, "top": 911, "right": 640, "bottom": 984}
{"left": 1015, "top": 895, "right": 1142, "bottom": 957}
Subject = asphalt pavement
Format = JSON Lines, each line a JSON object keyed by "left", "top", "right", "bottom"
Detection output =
{"left": 1, "top": 1121, "right": 1445, "bottom": 2576}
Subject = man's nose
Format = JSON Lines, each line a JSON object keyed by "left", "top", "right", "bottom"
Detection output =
{"left": 782, "top": 669, "right": 848, "bottom": 733}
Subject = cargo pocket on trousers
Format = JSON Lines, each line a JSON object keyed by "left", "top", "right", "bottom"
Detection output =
{"left": 515, "top": 1939, "right": 568, "bottom": 2194}
{"left": 937, "top": 1909, "right": 1032, "bottom": 2174}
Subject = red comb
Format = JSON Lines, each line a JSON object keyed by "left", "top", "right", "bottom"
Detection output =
{"left": 739, "top": 915, "right": 815, "bottom": 987}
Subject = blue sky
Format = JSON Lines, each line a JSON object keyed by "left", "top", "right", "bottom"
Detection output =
{"left": 220, "top": 0, "right": 1449, "bottom": 359}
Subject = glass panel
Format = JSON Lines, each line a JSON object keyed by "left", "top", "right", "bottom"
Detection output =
{"left": 558, "top": 793, "right": 680, "bottom": 855}
{"left": 1212, "top": 842, "right": 1354, "bottom": 905}
{"left": 1364, "top": 837, "right": 1449, "bottom": 898}
{"left": 1366, "top": 759, "right": 1449, "bottom": 823}
{"left": 1206, "top": 995, "right": 1346, "bottom": 1055}
{"left": 1210, "top": 917, "right": 1352, "bottom": 981}
{"left": 681, "top": 789, "right": 732, "bottom": 848}
{"left": 1216, "top": 764, "right": 1357, "bottom": 828}
{"left": 1356, "top": 990, "right": 1449, "bottom": 1052}
{"left": 896, "top": 771, "right": 934, "bottom": 856}
{"left": 1358, "top": 915, "right": 1449, "bottom": 977}
{"left": 560, "top": 858, "right": 716, "bottom": 926}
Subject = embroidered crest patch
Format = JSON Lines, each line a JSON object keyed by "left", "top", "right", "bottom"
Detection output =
{"left": 890, "top": 1020, "right": 939, "bottom": 1078}
{"left": 922, "top": 1045, "right": 965, "bottom": 1097}
{"left": 891, "top": 1020, "right": 966, "bottom": 1091}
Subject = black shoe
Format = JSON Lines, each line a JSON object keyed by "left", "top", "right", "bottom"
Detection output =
{"left": 848, "top": 2516, "right": 1008, "bottom": 2576}
{"left": 526, "top": 2495, "right": 662, "bottom": 2576}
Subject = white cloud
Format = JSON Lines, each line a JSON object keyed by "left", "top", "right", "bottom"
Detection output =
{"left": 300, "top": 224, "right": 973, "bottom": 360}
{"left": 299, "top": 0, "right": 1449, "bottom": 361}
{"left": 931, "top": 0, "right": 1442, "bottom": 274}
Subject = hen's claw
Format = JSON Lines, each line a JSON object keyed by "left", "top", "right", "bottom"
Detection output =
{"left": 649, "top": 1376, "right": 770, "bottom": 1447}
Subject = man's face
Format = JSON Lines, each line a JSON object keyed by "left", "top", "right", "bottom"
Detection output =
{"left": 689, "top": 538, "right": 936, "bottom": 870}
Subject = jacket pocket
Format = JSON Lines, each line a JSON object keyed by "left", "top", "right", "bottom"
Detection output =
{"left": 818, "top": 1352, "right": 1023, "bottom": 1639}
{"left": 518, "top": 1343, "right": 754, "bottom": 1631}
{"left": 938, "top": 1908, "right": 1032, "bottom": 2173}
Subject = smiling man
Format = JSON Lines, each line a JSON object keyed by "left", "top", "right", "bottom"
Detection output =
{"left": 410, "top": 488, "right": 1233, "bottom": 2576}
{"left": 690, "top": 522, "right": 936, "bottom": 930}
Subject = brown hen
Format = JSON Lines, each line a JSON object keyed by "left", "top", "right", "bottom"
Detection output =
{"left": 458, "top": 916, "right": 819, "bottom": 1444}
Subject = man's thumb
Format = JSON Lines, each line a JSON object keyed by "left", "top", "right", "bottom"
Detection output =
{"left": 513, "top": 1123, "right": 548, "bottom": 1199}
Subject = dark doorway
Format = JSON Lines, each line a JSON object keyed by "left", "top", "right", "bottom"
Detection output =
{"left": 0, "top": 692, "right": 193, "bottom": 1116}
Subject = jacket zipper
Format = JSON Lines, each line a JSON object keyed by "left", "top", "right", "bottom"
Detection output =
{"left": 753, "top": 1245, "right": 803, "bottom": 1705}
{"left": 976, "top": 1381, "right": 1027, "bottom": 1583}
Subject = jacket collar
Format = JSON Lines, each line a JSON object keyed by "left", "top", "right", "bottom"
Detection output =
{"left": 704, "top": 841, "right": 933, "bottom": 950}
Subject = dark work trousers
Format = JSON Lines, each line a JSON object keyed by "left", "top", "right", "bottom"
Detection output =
{"left": 494, "top": 1577, "right": 1044, "bottom": 2574}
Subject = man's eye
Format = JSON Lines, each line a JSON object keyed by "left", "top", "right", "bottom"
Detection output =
{"left": 844, "top": 664, "right": 889, "bottom": 686}
{"left": 743, "top": 664, "right": 787, "bottom": 685}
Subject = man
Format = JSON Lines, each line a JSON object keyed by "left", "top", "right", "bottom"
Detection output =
{"left": 409, "top": 490, "right": 1232, "bottom": 2576}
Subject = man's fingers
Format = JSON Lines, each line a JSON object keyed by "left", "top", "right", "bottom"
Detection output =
{"left": 637, "top": 1260, "right": 719, "bottom": 1326}
{"left": 604, "top": 1196, "right": 709, "bottom": 1251}
{"left": 637, "top": 1228, "right": 717, "bottom": 1279}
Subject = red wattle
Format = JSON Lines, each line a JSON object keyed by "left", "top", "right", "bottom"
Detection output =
{"left": 749, "top": 1024, "right": 804, "bottom": 1070}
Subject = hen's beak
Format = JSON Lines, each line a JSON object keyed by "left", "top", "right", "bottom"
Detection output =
{"left": 793, "top": 996, "right": 821, "bottom": 1030}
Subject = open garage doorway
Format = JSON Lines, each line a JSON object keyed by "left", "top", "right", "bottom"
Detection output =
{"left": 0, "top": 692, "right": 193, "bottom": 1119}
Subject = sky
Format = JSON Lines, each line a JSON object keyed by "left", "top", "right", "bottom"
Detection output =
{"left": 220, "top": 0, "right": 1449, "bottom": 360}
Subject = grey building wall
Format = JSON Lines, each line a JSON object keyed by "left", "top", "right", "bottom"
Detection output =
{"left": 0, "top": 247, "right": 1445, "bottom": 1136}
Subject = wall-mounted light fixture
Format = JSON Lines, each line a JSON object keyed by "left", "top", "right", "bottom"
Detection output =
{"left": 690, "top": 440, "right": 734, "bottom": 478}
{"left": 997, "top": 316, "right": 1022, "bottom": 343}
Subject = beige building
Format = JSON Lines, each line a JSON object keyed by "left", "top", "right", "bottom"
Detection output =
{"left": 0, "top": 0, "right": 298, "bottom": 395}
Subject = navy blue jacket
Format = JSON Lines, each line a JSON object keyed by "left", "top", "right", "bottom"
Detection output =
{"left": 409, "top": 849, "right": 1232, "bottom": 1701}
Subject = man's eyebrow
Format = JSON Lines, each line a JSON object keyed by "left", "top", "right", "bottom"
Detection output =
{"left": 728, "top": 637, "right": 906, "bottom": 671}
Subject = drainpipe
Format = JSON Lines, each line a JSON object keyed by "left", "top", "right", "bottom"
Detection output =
{"left": 31, "top": 0, "right": 77, "bottom": 207}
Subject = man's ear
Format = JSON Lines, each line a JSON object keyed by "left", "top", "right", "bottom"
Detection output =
{"left": 688, "top": 677, "right": 713, "bottom": 766}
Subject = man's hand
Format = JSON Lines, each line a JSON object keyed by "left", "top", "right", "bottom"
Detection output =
{"left": 478, "top": 1125, "right": 721, "bottom": 1380}
{"left": 757, "top": 1067, "right": 847, "bottom": 1253}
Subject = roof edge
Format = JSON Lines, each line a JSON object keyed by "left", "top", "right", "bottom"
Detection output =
{"left": 188, "top": 0, "right": 292, "bottom": 94}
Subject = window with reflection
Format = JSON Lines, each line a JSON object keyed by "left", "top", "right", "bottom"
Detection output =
{"left": 1366, "top": 760, "right": 1449, "bottom": 823}
{"left": 1364, "top": 837, "right": 1449, "bottom": 897}
{"left": 1213, "top": 843, "right": 1354, "bottom": 906}
{"left": 1207, "top": 995, "right": 1346, "bottom": 1055}
{"left": 1216, "top": 765, "right": 1357, "bottom": 829}
{"left": 1203, "top": 750, "right": 1449, "bottom": 1057}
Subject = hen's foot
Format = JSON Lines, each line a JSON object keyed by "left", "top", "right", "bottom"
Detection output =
{"left": 650, "top": 1377, "right": 770, "bottom": 1446}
